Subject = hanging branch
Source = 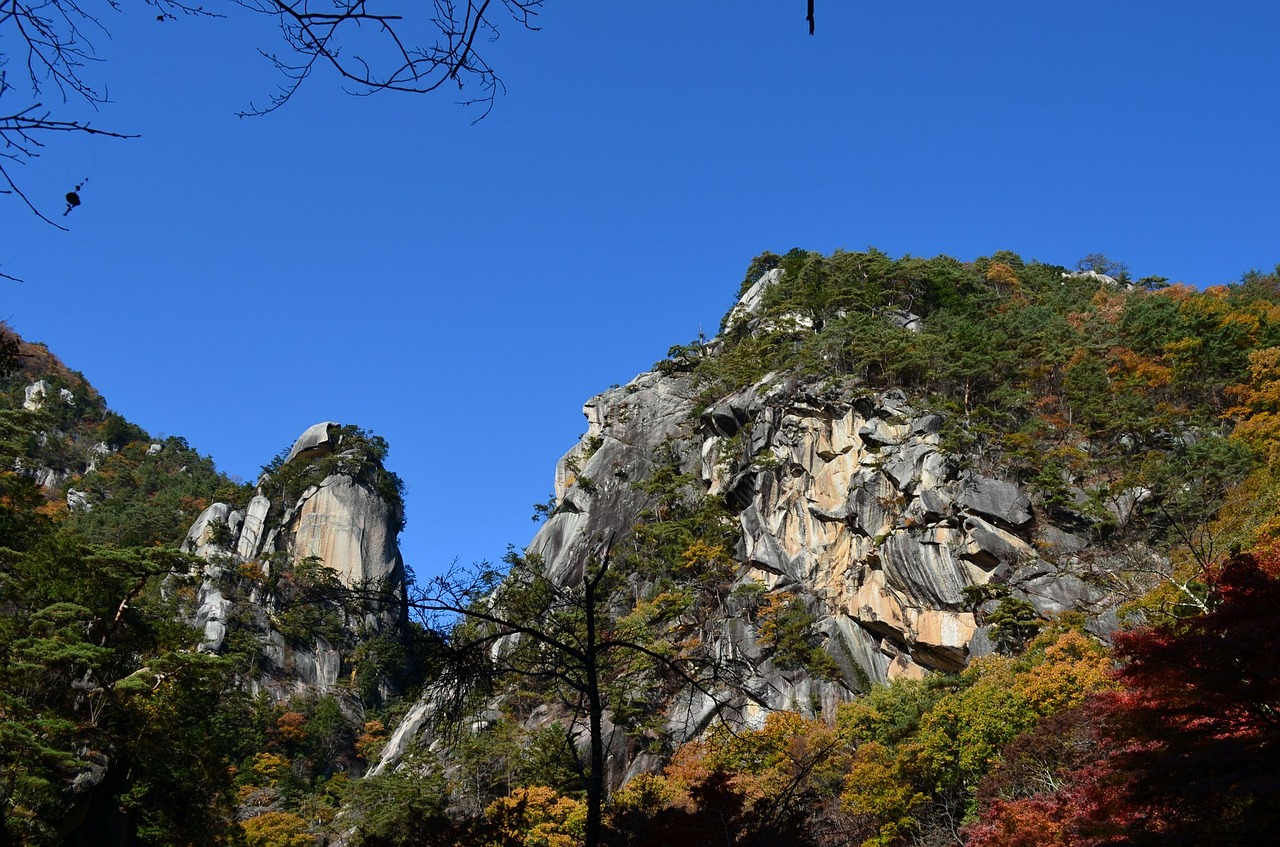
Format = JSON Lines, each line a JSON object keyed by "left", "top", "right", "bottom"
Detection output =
{"left": 0, "top": 1, "right": 543, "bottom": 226}
{"left": 1, "top": 99, "right": 138, "bottom": 231}
{"left": 235, "top": 1, "right": 544, "bottom": 118}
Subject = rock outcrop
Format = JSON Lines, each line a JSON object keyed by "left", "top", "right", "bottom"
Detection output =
{"left": 373, "top": 271, "right": 1142, "bottom": 782}
{"left": 181, "top": 422, "right": 407, "bottom": 700}
{"left": 519, "top": 277, "right": 1128, "bottom": 730}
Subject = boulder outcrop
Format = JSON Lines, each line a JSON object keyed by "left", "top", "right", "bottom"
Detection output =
{"left": 181, "top": 423, "right": 407, "bottom": 700}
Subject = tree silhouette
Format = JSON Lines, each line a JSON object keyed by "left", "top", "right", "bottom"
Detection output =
{"left": 412, "top": 539, "right": 751, "bottom": 847}
{"left": 1, "top": 1, "right": 543, "bottom": 225}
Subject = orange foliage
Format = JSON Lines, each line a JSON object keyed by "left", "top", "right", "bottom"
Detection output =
{"left": 180, "top": 495, "right": 209, "bottom": 516}
{"left": 355, "top": 720, "right": 386, "bottom": 761}
{"left": 1225, "top": 346, "right": 1280, "bottom": 457}
{"left": 1088, "top": 288, "right": 1126, "bottom": 325}
{"left": 249, "top": 752, "right": 291, "bottom": 783}
{"left": 275, "top": 711, "right": 307, "bottom": 744}
{"left": 1153, "top": 282, "right": 1197, "bottom": 303}
{"left": 1013, "top": 630, "right": 1116, "bottom": 715}
{"left": 35, "top": 499, "right": 68, "bottom": 518}
{"left": 1106, "top": 347, "right": 1172, "bottom": 389}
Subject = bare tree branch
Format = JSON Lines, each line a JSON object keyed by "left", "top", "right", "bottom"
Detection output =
{"left": 233, "top": 1, "right": 543, "bottom": 118}
{"left": 0, "top": 1, "right": 543, "bottom": 227}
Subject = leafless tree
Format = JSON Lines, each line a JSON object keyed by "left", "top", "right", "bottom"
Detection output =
{"left": 1, "top": 1, "right": 543, "bottom": 226}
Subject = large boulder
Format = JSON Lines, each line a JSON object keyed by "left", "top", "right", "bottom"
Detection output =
{"left": 284, "top": 421, "right": 339, "bottom": 464}
{"left": 287, "top": 474, "right": 402, "bottom": 588}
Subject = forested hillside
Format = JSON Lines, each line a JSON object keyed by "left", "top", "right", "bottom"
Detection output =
{"left": 0, "top": 337, "right": 412, "bottom": 845}
{"left": 4, "top": 247, "right": 1279, "bottom": 846}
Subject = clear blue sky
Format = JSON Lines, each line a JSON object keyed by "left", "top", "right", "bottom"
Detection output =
{"left": 4, "top": 2, "right": 1279, "bottom": 578}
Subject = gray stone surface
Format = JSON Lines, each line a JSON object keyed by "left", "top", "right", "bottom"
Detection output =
{"left": 285, "top": 421, "right": 338, "bottom": 464}
{"left": 960, "top": 475, "right": 1033, "bottom": 527}
{"left": 22, "top": 380, "right": 48, "bottom": 410}
{"left": 236, "top": 494, "right": 272, "bottom": 560}
{"left": 288, "top": 474, "right": 402, "bottom": 588}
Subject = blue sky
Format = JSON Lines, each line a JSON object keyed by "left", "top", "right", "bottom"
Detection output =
{"left": 4, "top": 2, "right": 1279, "bottom": 577}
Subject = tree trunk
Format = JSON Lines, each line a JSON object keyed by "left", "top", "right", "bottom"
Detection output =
{"left": 584, "top": 566, "right": 605, "bottom": 847}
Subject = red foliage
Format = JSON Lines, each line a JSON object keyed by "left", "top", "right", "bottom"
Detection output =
{"left": 1099, "top": 554, "right": 1280, "bottom": 845}
{"left": 968, "top": 555, "right": 1280, "bottom": 846}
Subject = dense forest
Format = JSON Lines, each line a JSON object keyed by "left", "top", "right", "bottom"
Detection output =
{"left": 3, "top": 248, "right": 1279, "bottom": 846}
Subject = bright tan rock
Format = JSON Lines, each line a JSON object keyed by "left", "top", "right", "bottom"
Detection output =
{"left": 289, "top": 474, "right": 400, "bottom": 587}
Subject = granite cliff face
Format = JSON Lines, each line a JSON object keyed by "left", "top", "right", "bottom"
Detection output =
{"left": 537, "top": 371, "right": 1119, "bottom": 712}
{"left": 373, "top": 271, "right": 1143, "bottom": 783}
{"left": 182, "top": 422, "right": 408, "bottom": 700}
{"left": 522, "top": 274, "right": 1127, "bottom": 726}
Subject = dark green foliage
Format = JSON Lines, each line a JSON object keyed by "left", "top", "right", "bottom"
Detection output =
{"left": 985, "top": 597, "right": 1043, "bottom": 654}
{"left": 345, "top": 755, "right": 461, "bottom": 846}
{"left": 267, "top": 555, "right": 352, "bottom": 647}
{"left": 762, "top": 595, "right": 843, "bottom": 680}
{"left": 64, "top": 436, "right": 240, "bottom": 548}
{"left": 0, "top": 326, "right": 18, "bottom": 378}
{"left": 0, "top": 528, "right": 250, "bottom": 844}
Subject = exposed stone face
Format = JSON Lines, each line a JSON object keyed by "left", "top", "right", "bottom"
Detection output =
{"left": 527, "top": 367, "right": 1131, "bottom": 715}
{"left": 286, "top": 474, "right": 402, "bottom": 589}
{"left": 181, "top": 502, "right": 242, "bottom": 561}
{"left": 285, "top": 421, "right": 338, "bottom": 464}
{"left": 236, "top": 495, "right": 272, "bottom": 560}
{"left": 181, "top": 423, "right": 407, "bottom": 701}
{"left": 535, "top": 370, "right": 702, "bottom": 586}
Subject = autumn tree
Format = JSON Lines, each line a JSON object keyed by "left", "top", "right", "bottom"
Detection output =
{"left": 607, "top": 711, "right": 856, "bottom": 847}
{"left": 968, "top": 553, "right": 1280, "bottom": 846}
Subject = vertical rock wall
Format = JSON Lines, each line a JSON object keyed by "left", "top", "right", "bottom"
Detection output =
{"left": 182, "top": 423, "right": 407, "bottom": 700}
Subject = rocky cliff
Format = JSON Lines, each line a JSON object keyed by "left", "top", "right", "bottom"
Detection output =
{"left": 374, "top": 266, "right": 1150, "bottom": 784}
{"left": 182, "top": 422, "right": 408, "bottom": 701}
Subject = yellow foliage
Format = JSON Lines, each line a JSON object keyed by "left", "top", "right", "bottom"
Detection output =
{"left": 1212, "top": 463, "right": 1280, "bottom": 547}
{"left": 754, "top": 591, "right": 795, "bottom": 647}
{"left": 1013, "top": 630, "right": 1115, "bottom": 715}
{"left": 483, "top": 786, "right": 585, "bottom": 847}
{"left": 250, "top": 752, "right": 291, "bottom": 783}
{"left": 985, "top": 262, "right": 1023, "bottom": 301}
{"left": 240, "top": 811, "right": 315, "bottom": 847}
{"left": 608, "top": 773, "right": 685, "bottom": 820}
{"left": 680, "top": 539, "right": 734, "bottom": 580}
{"left": 841, "top": 741, "right": 925, "bottom": 846}
{"left": 1226, "top": 346, "right": 1280, "bottom": 458}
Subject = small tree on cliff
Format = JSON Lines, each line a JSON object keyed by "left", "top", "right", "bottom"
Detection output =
{"left": 412, "top": 536, "right": 749, "bottom": 847}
